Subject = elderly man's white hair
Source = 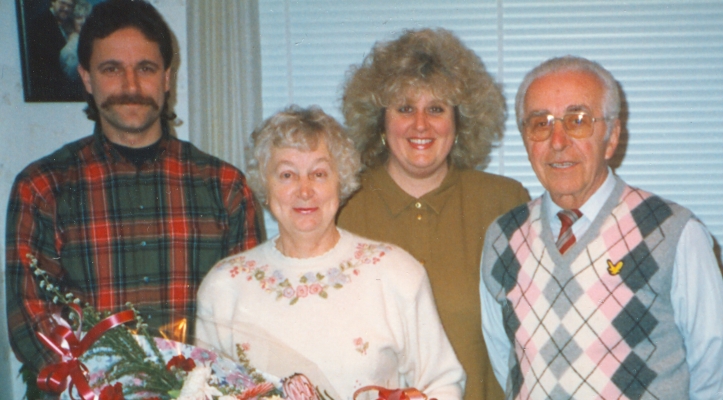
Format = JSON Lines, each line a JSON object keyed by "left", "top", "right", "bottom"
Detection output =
{"left": 515, "top": 55, "right": 621, "bottom": 139}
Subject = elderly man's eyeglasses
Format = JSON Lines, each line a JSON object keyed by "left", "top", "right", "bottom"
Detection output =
{"left": 522, "top": 112, "right": 609, "bottom": 142}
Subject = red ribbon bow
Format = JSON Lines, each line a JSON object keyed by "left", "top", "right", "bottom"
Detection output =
{"left": 36, "top": 305, "right": 136, "bottom": 400}
{"left": 353, "top": 385, "right": 432, "bottom": 400}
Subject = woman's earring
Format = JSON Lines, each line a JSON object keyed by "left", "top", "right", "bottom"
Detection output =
{"left": 381, "top": 134, "right": 387, "bottom": 146}
{"left": 454, "top": 135, "right": 459, "bottom": 145}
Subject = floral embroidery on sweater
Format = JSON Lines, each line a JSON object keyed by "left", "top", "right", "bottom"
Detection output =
{"left": 222, "top": 242, "right": 391, "bottom": 305}
{"left": 353, "top": 337, "right": 369, "bottom": 355}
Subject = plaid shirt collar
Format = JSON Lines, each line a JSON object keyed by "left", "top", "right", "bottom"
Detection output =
{"left": 91, "top": 120, "right": 173, "bottom": 165}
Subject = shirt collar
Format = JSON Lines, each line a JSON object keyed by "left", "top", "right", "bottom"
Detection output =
{"left": 544, "top": 167, "right": 616, "bottom": 223}
{"left": 92, "top": 121, "right": 172, "bottom": 164}
{"left": 368, "top": 164, "right": 460, "bottom": 216}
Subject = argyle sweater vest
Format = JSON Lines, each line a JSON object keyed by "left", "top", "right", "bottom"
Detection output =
{"left": 481, "top": 177, "right": 693, "bottom": 400}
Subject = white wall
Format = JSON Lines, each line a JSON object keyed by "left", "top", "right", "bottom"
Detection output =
{"left": 0, "top": 1, "right": 188, "bottom": 396}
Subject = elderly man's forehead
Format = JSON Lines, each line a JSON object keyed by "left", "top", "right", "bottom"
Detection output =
{"left": 525, "top": 71, "right": 604, "bottom": 109}
{"left": 527, "top": 104, "right": 594, "bottom": 116}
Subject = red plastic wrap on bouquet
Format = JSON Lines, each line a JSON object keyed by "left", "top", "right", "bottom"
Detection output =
{"left": 36, "top": 307, "right": 136, "bottom": 400}
{"left": 353, "top": 385, "right": 434, "bottom": 400}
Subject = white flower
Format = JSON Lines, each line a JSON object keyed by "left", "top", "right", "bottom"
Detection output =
{"left": 218, "top": 396, "right": 237, "bottom": 400}
{"left": 177, "top": 365, "right": 223, "bottom": 400}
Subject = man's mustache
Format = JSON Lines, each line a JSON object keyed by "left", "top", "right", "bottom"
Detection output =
{"left": 100, "top": 94, "right": 160, "bottom": 110}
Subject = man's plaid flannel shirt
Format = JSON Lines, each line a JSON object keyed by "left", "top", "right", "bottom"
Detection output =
{"left": 5, "top": 124, "right": 264, "bottom": 371}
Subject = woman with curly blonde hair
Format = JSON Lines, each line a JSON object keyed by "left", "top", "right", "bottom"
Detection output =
{"left": 337, "top": 28, "right": 529, "bottom": 400}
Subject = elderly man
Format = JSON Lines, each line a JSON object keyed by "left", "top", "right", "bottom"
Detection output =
{"left": 479, "top": 56, "right": 723, "bottom": 399}
{"left": 6, "top": 0, "right": 263, "bottom": 395}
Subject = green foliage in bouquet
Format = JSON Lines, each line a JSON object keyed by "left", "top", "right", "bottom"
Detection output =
{"left": 29, "top": 254, "right": 184, "bottom": 397}
{"left": 81, "top": 304, "right": 184, "bottom": 396}
{"left": 19, "top": 363, "right": 43, "bottom": 400}
{"left": 28, "top": 254, "right": 294, "bottom": 400}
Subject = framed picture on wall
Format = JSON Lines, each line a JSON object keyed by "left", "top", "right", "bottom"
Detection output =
{"left": 15, "top": 0, "right": 103, "bottom": 102}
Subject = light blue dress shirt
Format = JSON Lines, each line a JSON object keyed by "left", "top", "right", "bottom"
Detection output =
{"left": 480, "top": 170, "right": 723, "bottom": 399}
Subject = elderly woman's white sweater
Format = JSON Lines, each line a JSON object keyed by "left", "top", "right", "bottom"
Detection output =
{"left": 195, "top": 228, "right": 464, "bottom": 400}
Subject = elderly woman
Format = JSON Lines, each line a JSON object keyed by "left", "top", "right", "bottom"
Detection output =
{"left": 337, "top": 28, "right": 530, "bottom": 399}
{"left": 196, "top": 105, "right": 464, "bottom": 399}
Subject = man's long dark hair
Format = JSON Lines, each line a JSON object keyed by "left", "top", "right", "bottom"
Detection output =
{"left": 77, "top": 0, "right": 176, "bottom": 121}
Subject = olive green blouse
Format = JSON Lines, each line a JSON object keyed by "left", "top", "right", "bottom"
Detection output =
{"left": 337, "top": 165, "right": 529, "bottom": 400}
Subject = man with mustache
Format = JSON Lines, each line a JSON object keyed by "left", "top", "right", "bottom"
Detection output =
{"left": 479, "top": 56, "right": 723, "bottom": 399}
{"left": 6, "top": 1, "right": 264, "bottom": 395}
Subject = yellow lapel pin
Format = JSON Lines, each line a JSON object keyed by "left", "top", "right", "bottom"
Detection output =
{"left": 607, "top": 259, "right": 623, "bottom": 276}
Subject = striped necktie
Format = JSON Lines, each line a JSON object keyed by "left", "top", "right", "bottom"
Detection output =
{"left": 556, "top": 209, "right": 582, "bottom": 254}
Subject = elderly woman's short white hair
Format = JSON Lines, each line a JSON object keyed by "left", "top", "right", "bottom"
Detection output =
{"left": 246, "top": 105, "right": 362, "bottom": 205}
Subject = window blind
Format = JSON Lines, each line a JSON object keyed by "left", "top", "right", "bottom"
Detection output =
{"left": 258, "top": 0, "right": 723, "bottom": 243}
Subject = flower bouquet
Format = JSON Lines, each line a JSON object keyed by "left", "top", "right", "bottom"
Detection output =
{"left": 28, "top": 254, "right": 334, "bottom": 400}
